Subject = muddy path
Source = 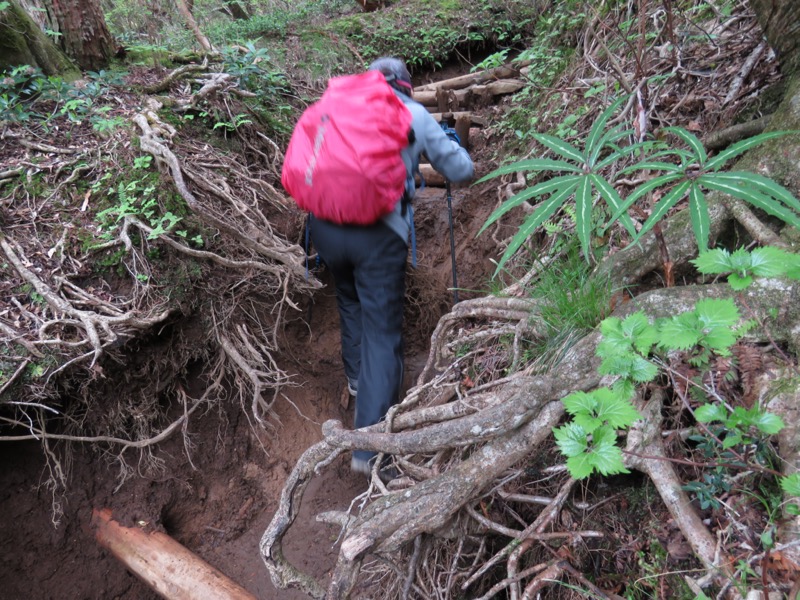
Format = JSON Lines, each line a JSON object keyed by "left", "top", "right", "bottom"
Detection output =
{"left": 0, "top": 156, "right": 505, "bottom": 599}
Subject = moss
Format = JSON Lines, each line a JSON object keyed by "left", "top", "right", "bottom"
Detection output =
{"left": 0, "top": 1, "right": 79, "bottom": 79}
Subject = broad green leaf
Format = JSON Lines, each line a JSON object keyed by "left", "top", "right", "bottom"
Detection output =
{"left": 566, "top": 453, "right": 595, "bottom": 479}
{"left": 692, "top": 249, "right": 733, "bottom": 275}
{"left": 688, "top": 184, "right": 711, "bottom": 250}
{"left": 728, "top": 273, "right": 753, "bottom": 290}
{"left": 749, "top": 247, "right": 791, "bottom": 277}
{"left": 591, "top": 173, "right": 637, "bottom": 237}
{"left": 574, "top": 413, "right": 604, "bottom": 434}
{"left": 728, "top": 248, "right": 753, "bottom": 274}
{"left": 491, "top": 184, "right": 577, "bottom": 274}
{"left": 658, "top": 313, "right": 701, "bottom": 350}
{"left": 704, "top": 131, "right": 796, "bottom": 172}
{"left": 781, "top": 473, "right": 800, "bottom": 497}
{"left": 629, "top": 355, "right": 659, "bottom": 382}
{"left": 478, "top": 175, "right": 581, "bottom": 234}
{"left": 594, "top": 388, "right": 641, "bottom": 429}
{"left": 695, "top": 298, "right": 740, "bottom": 328}
{"left": 476, "top": 158, "right": 582, "bottom": 183}
{"left": 695, "top": 403, "right": 728, "bottom": 423}
{"left": 751, "top": 411, "right": 785, "bottom": 435}
{"left": 575, "top": 175, "right": 593, "bottom": 260}
{"left": 622, "top": 312, "right": 658, "bottom": 354}
{"left": 701, "top": 327, "right": 738, "bottom": 355}
{"left": 665, "top": 126, "right": 707, "bottom": 165}
{"left": 562, "top": 391, "right": 597, "bottom": 417}
{"left": 589, "top": 426, "right": 629, "bottom": 475}
{"left": 533, "top": 133, "right": 585, "bottom": 164}
{"left": 554, "top": 422, "right": 588, "bottom": 457}
{"left": 722, "top": 431, "right": 743, "bottom": 449}
{"left": 635, "top": 180, "right": 692, "bottom": 242}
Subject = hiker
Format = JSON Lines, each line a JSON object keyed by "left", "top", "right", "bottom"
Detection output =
{"left": 286, "top": 57, "right": 474, "bottom": 477}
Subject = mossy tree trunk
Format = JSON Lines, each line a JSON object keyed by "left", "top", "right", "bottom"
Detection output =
{"left": 42, "top": 0, "right": 116, "bottom": 71}
{"left": 0, "top": 0, "right": 79, "bottom": 77}
{"left": 750, "top": 0, "right": 800, "bottom": 78}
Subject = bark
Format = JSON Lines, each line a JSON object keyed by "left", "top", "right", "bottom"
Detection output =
{"left": 750, "top": 0, "right": 800, "bottom": 77}
{"left": 174, "top": 0, "right": 214, "bottom": 52}
{"left": 0, "top": 0, "right": 79, "bottom": 77}
{"left": 92, "top": 508, "right": 257, "bottom": 600}
{"left": 415, "top": 61, "right": 532, "bottom": 92}
{"left": 44, "top": 0, "right": 116, "bottom": 70}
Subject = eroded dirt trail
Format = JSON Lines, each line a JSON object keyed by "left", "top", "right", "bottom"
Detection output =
{"left": 0, "top": 120, "right": 502, "bottom": 599}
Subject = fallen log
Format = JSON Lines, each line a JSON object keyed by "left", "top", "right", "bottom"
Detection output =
{"left": 415, "top": 61, "right": 531, "bottom": 92}
{"left": 415, "top": 79, "right": 525, "bottom": 109}
{"left": 428, "top": 111, "right": 488, "bottom": 127}
{"left": 92, "top": 508, "right": 257, "bottom": 600}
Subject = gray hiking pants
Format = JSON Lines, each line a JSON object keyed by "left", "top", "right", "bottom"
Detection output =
{"left": 310, "top": 216, "right": 406, "bottom": 465}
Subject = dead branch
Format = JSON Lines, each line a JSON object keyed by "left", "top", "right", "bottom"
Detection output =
{"left": 143, "top": 63, "right": 208, "bottom": 94}
{"left": 704, "top": 115, "right": 771, "bottom": 150}
{"left": 625, "top": 391, "right": 737, "bottom": 588}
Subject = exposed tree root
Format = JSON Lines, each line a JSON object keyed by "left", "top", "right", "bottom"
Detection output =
{"left": 261, "top": 276, "right": 800, "bottom": 599}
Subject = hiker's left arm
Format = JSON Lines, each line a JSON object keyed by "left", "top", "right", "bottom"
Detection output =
{"left": 418, "top": 111, "right": 474, "bottom": 183}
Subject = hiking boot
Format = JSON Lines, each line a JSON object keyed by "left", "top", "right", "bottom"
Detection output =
{"left": 346, "top": 378, "right": 358, "bottom": 397}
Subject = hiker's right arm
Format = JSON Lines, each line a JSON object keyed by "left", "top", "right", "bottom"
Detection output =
{"left": 418, "top": 111, "right": 474, "bottom": 183}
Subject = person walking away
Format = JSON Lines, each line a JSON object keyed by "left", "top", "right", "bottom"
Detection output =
{"left": 286, "top": 57, "right": 474, "bottom": 477}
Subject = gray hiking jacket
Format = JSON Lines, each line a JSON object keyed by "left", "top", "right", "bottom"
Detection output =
{"left": 382, "top": 91, "right": 474, "bottom": 243}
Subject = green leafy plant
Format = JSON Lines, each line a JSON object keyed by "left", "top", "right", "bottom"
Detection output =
{"left": 555, "top": 299, "right": 754, "bottom": 480}
{"left": 554, "top": 388, "right": 641, "bottom": 478}
{"left": 658, "top": 297, "right": 748, "bottom": 366}
{"left": 478, "top": 96, "right": 640, "bottom": 273}
{"left": 615, "top": 128, "right": 800, "bottom": 250}
{"left": 692, "top": 246, "right": 800, "bottom": 290}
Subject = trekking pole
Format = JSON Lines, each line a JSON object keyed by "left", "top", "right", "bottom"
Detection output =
{"left": 445, "top": 180, "right": 459, "bottom": 304}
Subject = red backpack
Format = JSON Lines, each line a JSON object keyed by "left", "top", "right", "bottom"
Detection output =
{"left": 281, "top": 70, "right": 413, "bottom": 225}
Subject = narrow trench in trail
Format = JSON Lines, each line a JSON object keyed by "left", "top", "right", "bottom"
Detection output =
{"left": 0, "top": 60, "right": 510, "bottom": 599}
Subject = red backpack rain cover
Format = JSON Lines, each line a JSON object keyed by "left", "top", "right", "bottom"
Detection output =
{"left": 281, "top": 70, "right": 413, "bottom": 225}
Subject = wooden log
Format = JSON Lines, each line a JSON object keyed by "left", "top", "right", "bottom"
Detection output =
{"left": 92, "top": 508, "right": 257, "bottom": 600}
{"left": 414, "top": 61, "right": 531, "bottom": 92}
{"left": 454, "top": 116, "right": 471, "bottom": 150}
{"left": 419, "top": 164, "right": 445, "bottom": 187}
{"left": 414, "top": 90, "right": 437, "bottom": 106}
{"left": 428, "top": 112, "right": 488, "bottom": 127}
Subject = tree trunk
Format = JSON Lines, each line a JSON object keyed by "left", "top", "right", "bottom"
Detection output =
{"left": 0, "top": 0, "right": 79, "bottom": 77}
{"left": 174, "top": 0, "right": 214, "bottom": 52}
{"left": 43, "top": 0, "right": 116, "bottom": 70}
{"left": 750, "top": 0, "right": 800, "bottom": 77}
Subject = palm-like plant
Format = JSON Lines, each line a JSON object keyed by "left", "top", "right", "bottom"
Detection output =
{"left": 477, "top": 97, "right": 640, "bottom": 274}
{"left": 614, "top": 128, "right": 800, "bottom": 250}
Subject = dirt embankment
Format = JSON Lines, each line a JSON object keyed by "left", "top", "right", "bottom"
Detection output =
{"left": 0, "top": 78, "right": 503, "bottom": 597}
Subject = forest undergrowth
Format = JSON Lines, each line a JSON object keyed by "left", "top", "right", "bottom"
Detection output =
{"left": 2, "top": 0, "right": 800, "bottom": 599}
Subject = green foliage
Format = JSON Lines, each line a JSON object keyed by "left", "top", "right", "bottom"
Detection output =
{"left": 616, "top": 128, "right": 800, "bottom": 251}
{"left": 0, "top": 65, "right": 127, "bottom": 128}
{"left": 554, "top": 419, "right": 630, "bottom": 478}
{"left": 692, "top": 246, "right": 800, "bottom": 290}
{"left": 483, "top": 91, "right": 800, "bottom": 275}
{"left": 556, "top": 298, "right": 756, "bottom": 481}
{"left": 478, "top": 96, "right": 641, "bottom": 273}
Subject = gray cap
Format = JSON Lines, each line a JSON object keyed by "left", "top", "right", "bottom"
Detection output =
{"left": 368, "top": 57, "right": 412, "bottom": 92}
